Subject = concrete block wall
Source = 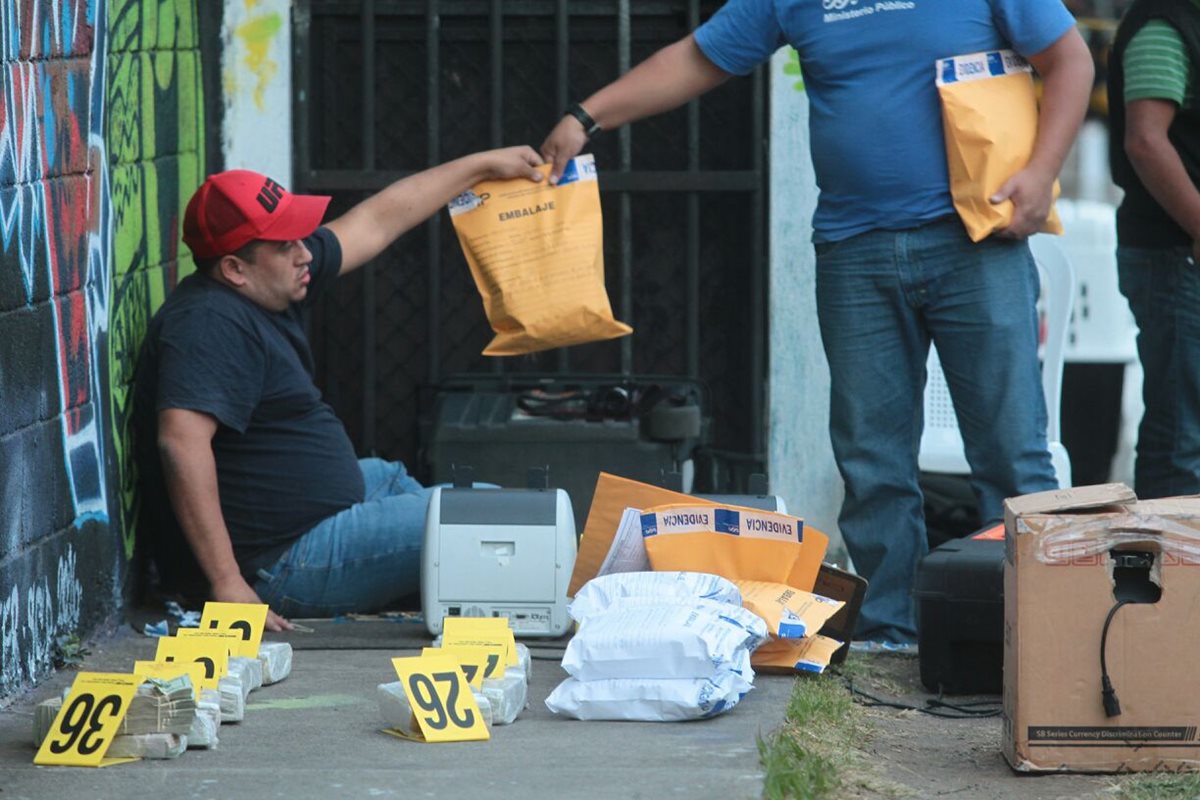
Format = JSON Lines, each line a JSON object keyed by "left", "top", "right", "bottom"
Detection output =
{"left": 0, "top": 0, "right": 205, "bottom": 700}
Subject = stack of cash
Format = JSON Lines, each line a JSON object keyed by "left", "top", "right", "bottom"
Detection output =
{"left": 376, "top": 680, "right": 494, "bottom": 736}
{"left": 228, "top": 656, "right": 262, "bottom": 698}
{"left": 186, "top": 692, "right": 221, "bottom": 749}
{"left": 33, "top": 696, "right": 62, "bottom": 747}
{"left": 214, "top": 675, "right": 245, "bottom": 722}
{"left": 106, "top": 732, "right": 187, "bottom": 759}
{"left": 481, "top": 671, "right": 527, "bottom": 726}
{"left": 33, "top": 676, "right": 198, "bottom": 746}
{"left": 258, "top": 641, "right": 292, "bottom": 685}
{"left": 119, "top": 676, "right": 197, "bottom": 736}
{"left": 428, "top": 637, "right": 531, "bottom": 725}
{"left": 35, "top": 706, "right": 190, "bottom": 758}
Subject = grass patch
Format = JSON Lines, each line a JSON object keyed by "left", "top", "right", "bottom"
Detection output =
{"left": 833, "top": 653, "right": 911, "bottom": 698}
{"left": 1111, "top": 774, "right": 1200, "bottom": 800}
{"left": 760, "top": 731, "right": 842, "bottom": 799}
{"left": 759, "top": 670, "right": 869, "bottom": 800}
{"left": 761, "top": 655, "right": 920, "bottom": 799}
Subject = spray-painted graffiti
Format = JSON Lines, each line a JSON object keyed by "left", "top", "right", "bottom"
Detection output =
{"left": 235, "top": 7, "right": 283, "bottom": 112}
{"left": 0, "top": 0, "right": 204, "bottom": 697}
{"left": 106, "top": 0, "right": 205, "bottom": 558}
{"left": 0, "top": 587, "right": 20, "bottom": 691}
{"left": 0, "top": 546, "right": 84, "bottom": 695}
{"left": 0, "top": 0, "right": 111, "bottom": 695}
{"left": 0, "top": 0, "right": 108, "bottom": 528}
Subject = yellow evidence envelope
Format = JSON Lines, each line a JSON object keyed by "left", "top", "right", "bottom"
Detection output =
{"left": 936, "top": 49, "right": 1063, "bottom": 242}
{"left": 567, "top": 473, "right": 828, "bottom": 595}
{"left": 640, "top": 503, "right": 828, "bottom": 594}
{"left": 448, "top": 153, "right": 632, "bottom": 356}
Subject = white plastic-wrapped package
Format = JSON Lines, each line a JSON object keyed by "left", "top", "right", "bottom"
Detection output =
{"left": 187, "top": 701, "right": 220, "bottom": 749}
{"left": 258, "top": 641, "right": 293, "bottom": 685}
{"left": 376, "top": 681, "right": 494, "bottom": 734}
{"left": 545, "top": 671, "right": 753, "bottom": 721}
{"left": 216, "top": 675, "right": 245, "bottom": 722}
{"left": 228, "top": 656, "right": 263, "bottom": 696}
{"left": 481, "top": 671, "right": 528, "bottom": 725}
{"left": 569, "top": 571, "right": 742, "bottom": 622}
{"left": 583, "top": 596, "right": 767, "bottom": 649}
{"left": 562, "top": 603, "right": 765, "bottom": 681}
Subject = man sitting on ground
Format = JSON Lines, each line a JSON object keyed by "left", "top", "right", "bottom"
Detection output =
{"left": 133, "top": 147, "right": 544, "bottom": 631}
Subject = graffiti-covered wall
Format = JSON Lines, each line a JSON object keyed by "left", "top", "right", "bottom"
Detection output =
{"left": 0, "top": 0, "right": 205, "bottom": 699}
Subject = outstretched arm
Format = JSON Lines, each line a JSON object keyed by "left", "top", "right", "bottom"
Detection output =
{"left": 540, "top": 34, "right": 731, "bottom": 183}
{"left": 325, "top": 146, "right": 545, "bottom": 275}
{"left": 991, "top": 26, "right": 1094, "bottom": 238}
{"left": 158, "top": 408, "right": 293, "bottom": 632}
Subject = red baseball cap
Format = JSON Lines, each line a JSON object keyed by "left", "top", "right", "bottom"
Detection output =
{"left": 182, "top": 170, "right": 331, "bottom": 260}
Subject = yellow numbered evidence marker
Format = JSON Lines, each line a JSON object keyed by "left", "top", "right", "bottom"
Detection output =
{"left": 199, "top": 601, "right": 268, "bottom": 658}
{"left": 154, "top": 633, "right": 234, "bottom": 691}
{"left": 34, "top": 673, "right": 141, "bottom": 767}
{"left": 421, "top": 645, "right": 504, "bottom": 689}
{"left": 390, "top": 656, "right": 490, "bottom": 742}
{"left": 133, "top": 661, "right": 206, "bottom": 700}
{"left": 441, "top": 617, "right": 517, "bottom": 668}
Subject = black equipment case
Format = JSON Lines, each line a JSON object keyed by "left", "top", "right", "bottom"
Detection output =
{"left": 913, "top": 532, "right": 1005, "bottom": 694}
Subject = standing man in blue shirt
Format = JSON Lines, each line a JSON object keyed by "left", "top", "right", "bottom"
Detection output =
{"left": 542, "top": 1, "right": 1092, "bottom": 644}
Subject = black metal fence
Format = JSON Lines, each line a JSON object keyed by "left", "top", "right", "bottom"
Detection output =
{"left": 293, "top": 0, "right": 768, "bottom": 490}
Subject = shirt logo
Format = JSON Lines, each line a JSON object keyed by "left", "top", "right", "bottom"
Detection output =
{"left": 257, "top": 178, "right": 285, "bottom": 213}
{"left": 823, "top": 0, "right": 915, "bottom": 22}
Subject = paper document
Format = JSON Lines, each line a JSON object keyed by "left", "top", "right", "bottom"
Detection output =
{"left": 595, "top": 507, "right": 650, "bottom": 577}
{"left": 570, "top": 473, "right": 711, "bottom": 596}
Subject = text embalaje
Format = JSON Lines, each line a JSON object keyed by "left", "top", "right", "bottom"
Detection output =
{"left": 499, "top": 201, "right": 555, "bottom": 222}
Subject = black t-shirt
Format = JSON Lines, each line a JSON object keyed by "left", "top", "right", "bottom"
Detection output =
{"left": 133, "top": 228, "right": 364, "bottom": 593}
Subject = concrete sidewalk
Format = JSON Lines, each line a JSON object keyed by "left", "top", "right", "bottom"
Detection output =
{"left": 0, "top": 618, "right": 792, "bottom": 800}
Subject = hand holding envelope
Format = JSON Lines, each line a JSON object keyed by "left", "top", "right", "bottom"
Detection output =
{"left": 936, "top": 49, "right": 1064, "bottom": 242}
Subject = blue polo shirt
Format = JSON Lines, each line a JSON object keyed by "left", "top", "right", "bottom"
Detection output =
{"left": 694, "top": 0, "right": 1075, "bottom": 242}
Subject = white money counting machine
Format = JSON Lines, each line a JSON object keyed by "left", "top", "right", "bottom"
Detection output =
{"left": 422, "top": 485, "right": 577, "bottom": 637}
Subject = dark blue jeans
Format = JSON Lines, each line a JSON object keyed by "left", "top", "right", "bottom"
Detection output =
{"left": 816, "top": 217, "right": 1057, "bottom": 643}
{"left": 1117, "top": 246, "right": 1200, "bottom": 499}
{"left": 254, "top": 458, "right": 431, "bottom": 617}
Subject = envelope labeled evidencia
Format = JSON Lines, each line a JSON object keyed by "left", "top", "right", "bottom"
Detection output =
{"left": 936, "top": 49, "right": 1063, "bottom": 242}
{"left": 448, "top": 154, "right": 632, "bottom": 356}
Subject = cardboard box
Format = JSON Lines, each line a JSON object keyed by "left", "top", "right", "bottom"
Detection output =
{"left": 1004, "top": 483, "right": 1200, "bottom": 772}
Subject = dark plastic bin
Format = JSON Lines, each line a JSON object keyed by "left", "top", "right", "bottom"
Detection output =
{"left": 424, "top": 381, "right": 705, "bottom": 533}
{"left": 913, "top": 536, "right": 1004, "bottom": 695}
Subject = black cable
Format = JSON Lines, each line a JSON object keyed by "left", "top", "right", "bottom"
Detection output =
{"left": 1100, "top": 599, "right": 1129, "bottom": 717}
{"left": 846, "top": 680, "right": 1001, "bottom": 719}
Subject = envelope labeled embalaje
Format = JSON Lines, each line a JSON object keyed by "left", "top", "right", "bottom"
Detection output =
{"left": 448, "top": 154, "right": 632, "bottom": 356}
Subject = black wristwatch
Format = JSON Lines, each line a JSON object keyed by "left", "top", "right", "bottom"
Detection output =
{"left": 565, "top": 103, "right": 602, "bottom": 137}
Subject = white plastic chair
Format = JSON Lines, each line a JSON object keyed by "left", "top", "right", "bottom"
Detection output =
{"left": 918, "top": 234, "right": 1075, "bottom": 489}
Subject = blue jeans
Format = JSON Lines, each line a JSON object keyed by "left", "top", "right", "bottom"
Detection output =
{"left": 815, "top": 217, "right": 1057, "bottom": 643}
{"left": 253, "top": 458, "right": 432, "bottom": 617}
{"left": 1117, "top": 246, "right": 1200, "bottom": 499}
